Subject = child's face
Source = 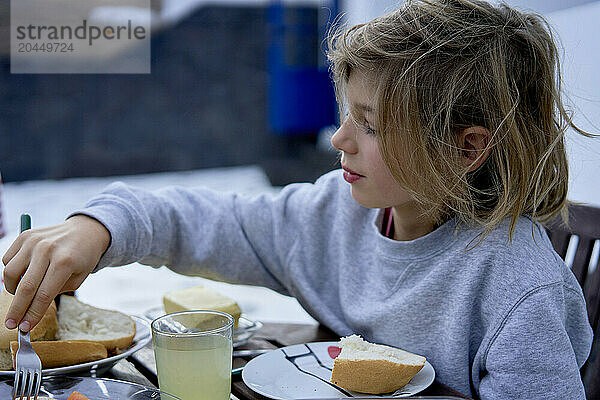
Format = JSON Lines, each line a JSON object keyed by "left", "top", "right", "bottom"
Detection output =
{"left": 330, "top": 70, "right": 414, "bottom": 210}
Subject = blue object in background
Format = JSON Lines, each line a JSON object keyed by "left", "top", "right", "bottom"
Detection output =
{"left": 267, "top": 1, "right": 339, "bottom": 136}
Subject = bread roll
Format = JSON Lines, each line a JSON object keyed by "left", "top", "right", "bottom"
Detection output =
{"left": 163, "top": 285, "right": 241, "bottom": 327}
{"left": 330, "top": 335, "right": 426, "bottom": 394}
{"left": 0, "top": 289, "right": 58, "bottom": 370}
{"left": 9, "top": 340, "right": 107, "bottom": 369}
{"left": 57, "top": 295, "right": 135, "bottom": 353}
{"left": 0, "top": 289, "right": 58, "bottom": 349}
{"left": 0, "top": 349, "right": 13, "bottom": 371}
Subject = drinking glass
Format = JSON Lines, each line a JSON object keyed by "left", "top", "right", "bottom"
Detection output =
{"left": 151, "top": 310, "right": 234, "bottom": 400}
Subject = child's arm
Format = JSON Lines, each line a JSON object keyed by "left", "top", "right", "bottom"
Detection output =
{"left": 3, "top": 176, "right": 326, "bottom": 332}
{"left": 477, "top": 283, "right": 592, "bottom": 399}
{"left": 75, "top": 181, "right": 307, "bottom": 287}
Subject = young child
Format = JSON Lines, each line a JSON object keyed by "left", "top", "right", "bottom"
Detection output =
{"left": 1, "top": 0, "right": 594, "bottom": 398}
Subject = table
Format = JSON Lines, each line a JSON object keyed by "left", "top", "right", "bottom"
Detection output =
{"left": 106, "top": 322, "right": 473, "bottom": 400}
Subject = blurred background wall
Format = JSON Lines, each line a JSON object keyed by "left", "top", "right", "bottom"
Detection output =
{"left": 1, "top": 0, "right": 598, "bottom": 206}
{"left": 345, "top": 0, "right": 599, "bottom": 24}
{"left": 0, "top": 0, "right": 340, "bottom": 186}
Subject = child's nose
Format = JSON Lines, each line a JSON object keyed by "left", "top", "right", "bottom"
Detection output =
{"left": 331, "top": 120, "right": 358, "bottom": 154}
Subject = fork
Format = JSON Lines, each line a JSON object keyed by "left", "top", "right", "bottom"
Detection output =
{"left": 13, "top": 329, "right": 42, "bottom": 400}
{"left": 12, "top": 214, "right": 43, "bottom": 400}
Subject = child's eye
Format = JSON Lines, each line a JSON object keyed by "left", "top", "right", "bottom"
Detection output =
{"left": 344, "top": 110, "right": 377, "bottom": 135}
{"left": 363, "top": 121, "right": 377, "bottom": 136}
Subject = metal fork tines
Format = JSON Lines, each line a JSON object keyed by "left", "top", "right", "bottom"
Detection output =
{"left": 13, "top": 329, "right": 42, "bottom": 400}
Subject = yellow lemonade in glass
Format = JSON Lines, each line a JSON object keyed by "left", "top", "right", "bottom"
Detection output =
{"left": 152, "top": 311, "right": 234, "bottom": 400}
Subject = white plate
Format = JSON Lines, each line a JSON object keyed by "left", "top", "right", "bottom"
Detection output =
{"left": 143, "top": 306, "right": 262, "bottom": 347}
{"left": 0, "top": 315, "right": 151, "bottom": 377}
{"left": 242, "top": 341, "right": 435, "bottom": 399}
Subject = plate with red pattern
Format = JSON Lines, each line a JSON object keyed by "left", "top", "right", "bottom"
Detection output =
{"left": 241, "top": 341, "right": 435, "bottom": 399}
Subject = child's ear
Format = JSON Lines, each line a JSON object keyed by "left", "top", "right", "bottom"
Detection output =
{"left": 458, "top": 126, "right": 492, "bottom": 172}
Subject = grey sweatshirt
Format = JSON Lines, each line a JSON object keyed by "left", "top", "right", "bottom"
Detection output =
{"left": 75, "top": 170, "right": 593, "bottom": 400}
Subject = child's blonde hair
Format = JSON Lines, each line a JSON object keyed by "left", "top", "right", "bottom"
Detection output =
{"left": 327, "top": 0, "right": 592, "bottom": 240}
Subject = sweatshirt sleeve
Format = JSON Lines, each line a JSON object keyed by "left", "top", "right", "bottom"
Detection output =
{"left": 71, "top": 179, "right": 320, "bottom": 295}
{"left": 477, "top": 282, "right": 593, "bottom": 400}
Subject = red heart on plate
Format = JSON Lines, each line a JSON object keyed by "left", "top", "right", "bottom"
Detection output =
{"left": 328, "top": 346, "right": 341, "bottom": 359}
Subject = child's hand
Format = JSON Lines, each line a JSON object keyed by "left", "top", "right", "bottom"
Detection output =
{"left": 1, "top": 215, "right": 111, "bottom": 331}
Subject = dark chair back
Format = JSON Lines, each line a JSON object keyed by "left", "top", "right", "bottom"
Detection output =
{"left": 545, "top": 204, "right": 600, "bottom": 399}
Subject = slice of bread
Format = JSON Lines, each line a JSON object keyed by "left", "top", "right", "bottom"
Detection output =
{"left": 56, "top": 295, "right": 135, "bottom": 353}
{"left": 163, "top": 284, "right": 241, "bottom": 327}
{"left": 330, "top": 335, "right": 426, "bottom": 394}
{"left": 9, "top": 340, "right": 107, "bottom": 369}
{"left": 0, "top": 289, "right": 58, "bottom": 350}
